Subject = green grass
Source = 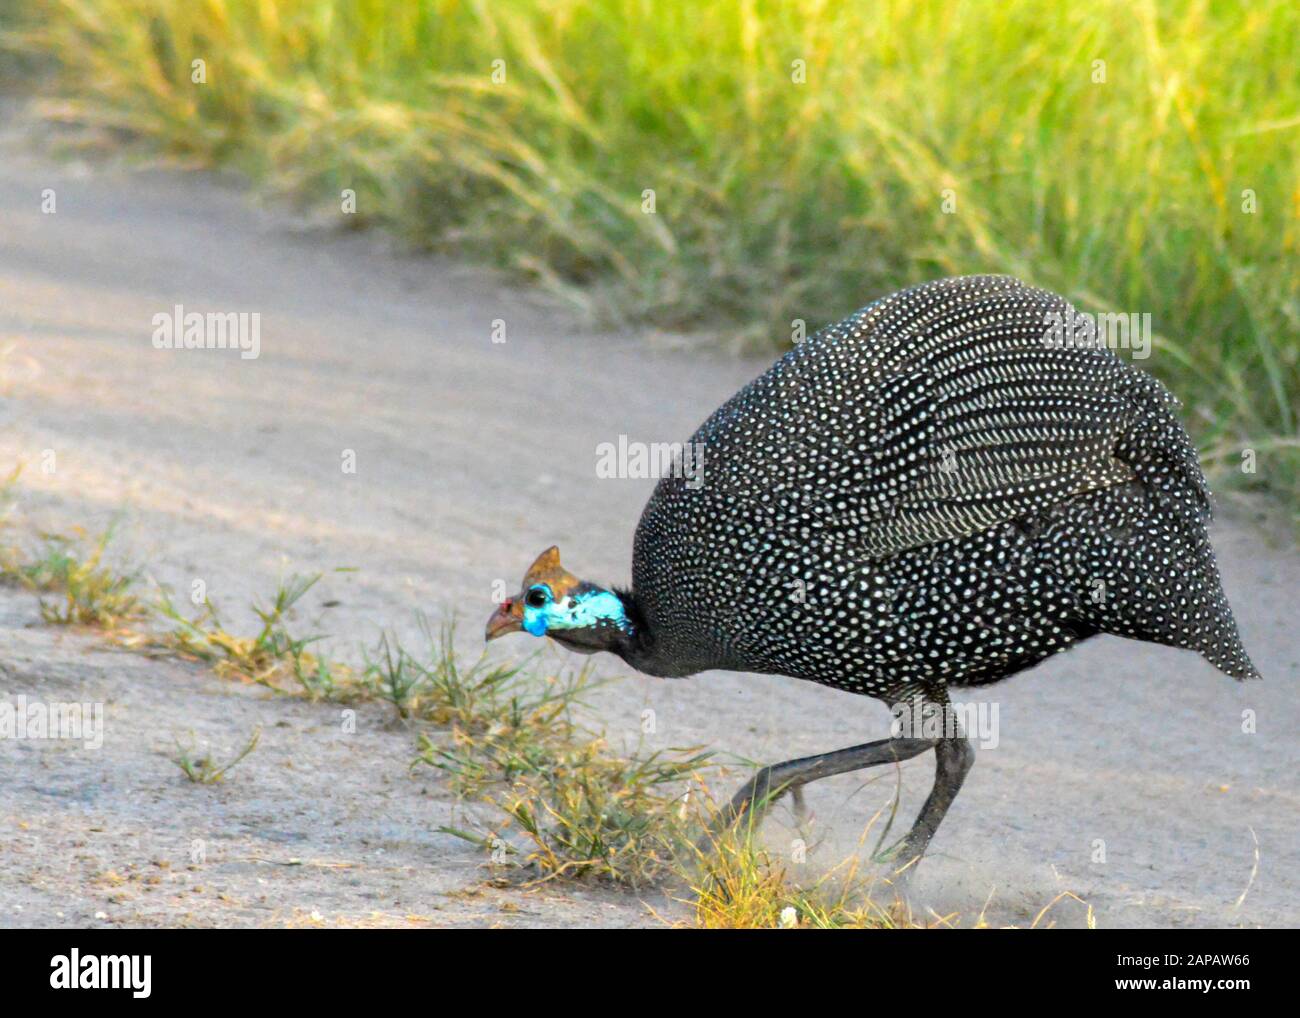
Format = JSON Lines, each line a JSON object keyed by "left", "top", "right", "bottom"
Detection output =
{"left": 684, "top": 824, "right": 921, "bottom": 929}
{"left": 0, "top": 524, "right": 146, "bottom": 626}
{"left": 361, "top": 615, "right": 547, "bottom": 724}
{"left": 7, "top": 0, "right": 1298, "bottom": 515}
{"left": 399, "top": 624, "right": 716, "bottom": 887}
{"left": 171, "top": 725, "right": 261, "bottom": 784}
{"left": 151, "top": 570, "right": 362, "bottom": 697}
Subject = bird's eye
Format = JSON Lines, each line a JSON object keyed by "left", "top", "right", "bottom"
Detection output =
{"left": 524, "top": 587, "right": 548, "bottom": 608}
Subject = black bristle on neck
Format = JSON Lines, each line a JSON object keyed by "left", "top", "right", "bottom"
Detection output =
{"left": 609, "top": 586, "right": 663, "bottom": 674}
{"left": 609, "top": 586, "right": 703, "bottom": 678}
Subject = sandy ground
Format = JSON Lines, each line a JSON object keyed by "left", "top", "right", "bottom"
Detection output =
{"left": 1, "top": 103, "right": 1297, "bottom": 929}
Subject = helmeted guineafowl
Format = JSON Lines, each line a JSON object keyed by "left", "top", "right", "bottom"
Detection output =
{"left": 486, "top": 274, "right": 1259, "bottom": 871}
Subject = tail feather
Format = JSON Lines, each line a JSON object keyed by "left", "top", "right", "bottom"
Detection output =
{"left": 1086, "top": 372, "right": 1260, "bottom": 680}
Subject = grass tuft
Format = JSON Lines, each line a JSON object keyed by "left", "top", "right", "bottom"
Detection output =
{"left": 382, "top": 622, "right": 715, "bottom": 887}
{"left": 171, "top": 726, "right": 262, "bottom": 784}
{"left": 363, "top": 615, "right": 546, "bottom": 726}
{"left": 682, "top": 823, "right": 926, "bottom": 929}
{"left": 151, "top": 572, "right": 362, "bottom": 698}
{"left": 480, "top": 739, "right": 714, "bottom": 887}
{"left": 0, "top": 524, "right": 145, "bottom": 627}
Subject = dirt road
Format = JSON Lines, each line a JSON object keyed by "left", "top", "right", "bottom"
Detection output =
{"left": 1, "top": 105, "right": 1296, "bottom": 928}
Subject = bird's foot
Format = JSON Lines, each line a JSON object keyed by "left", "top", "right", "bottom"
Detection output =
{"left": 872, "top": 830, "right": 930, "bottom": 880}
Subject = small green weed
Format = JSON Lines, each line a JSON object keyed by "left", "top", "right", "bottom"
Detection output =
{"left": 171, "top": 726, "right": 262, "bottom": 784}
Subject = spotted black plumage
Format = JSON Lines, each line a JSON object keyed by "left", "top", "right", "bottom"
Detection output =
{"left": 488, "top": 274, "right": 1259, "bottom": 871}
{"left": 628, "top": 274, "right": 1257, "bottom": 691}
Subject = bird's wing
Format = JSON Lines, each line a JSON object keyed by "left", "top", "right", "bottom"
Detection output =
{"left": 784, "top": 275, "right": 1153, "bottom": 557}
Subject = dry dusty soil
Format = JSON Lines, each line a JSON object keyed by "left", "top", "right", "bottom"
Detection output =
{"left": 1, "top": 104, "right": 1297, "bottom": 928}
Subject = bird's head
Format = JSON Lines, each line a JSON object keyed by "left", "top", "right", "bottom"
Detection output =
{"left": 484, "top": 546, "right": 634, "bottom": 655}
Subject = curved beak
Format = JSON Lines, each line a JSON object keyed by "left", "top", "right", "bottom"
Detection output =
{"left": 485, "top": 598, "right": 523, "bottom": 642}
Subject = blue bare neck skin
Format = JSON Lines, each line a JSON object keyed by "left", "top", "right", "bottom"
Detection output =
{"left": 523, "top": 584, "right": 635, "bottom": 638}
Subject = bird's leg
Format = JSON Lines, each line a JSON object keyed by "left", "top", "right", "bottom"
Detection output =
{"left": 785, "top": 785, "right": 806, "bottom": 821}
{"left": 887, "top": 735, "right": 975, "bottom": 877}
{"left": 786, "top": 784, "right": 819, "bottom": 851}
{"left": 789, "top": 785, "right": 810, "bottom": 825}
{"left": 708, "top": 737, "right": 936, "bottom": 843}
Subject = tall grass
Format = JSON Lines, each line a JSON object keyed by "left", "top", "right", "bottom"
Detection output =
{"left": 9, "top": 0, "right": 1300, "bottom": 512}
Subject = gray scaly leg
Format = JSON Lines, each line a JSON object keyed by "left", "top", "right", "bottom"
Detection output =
{"left": 709, "top": 737, "right": 937, "bottom": 841}
{"left": 889, "top": 736, "right": 975, "bottom": 876}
